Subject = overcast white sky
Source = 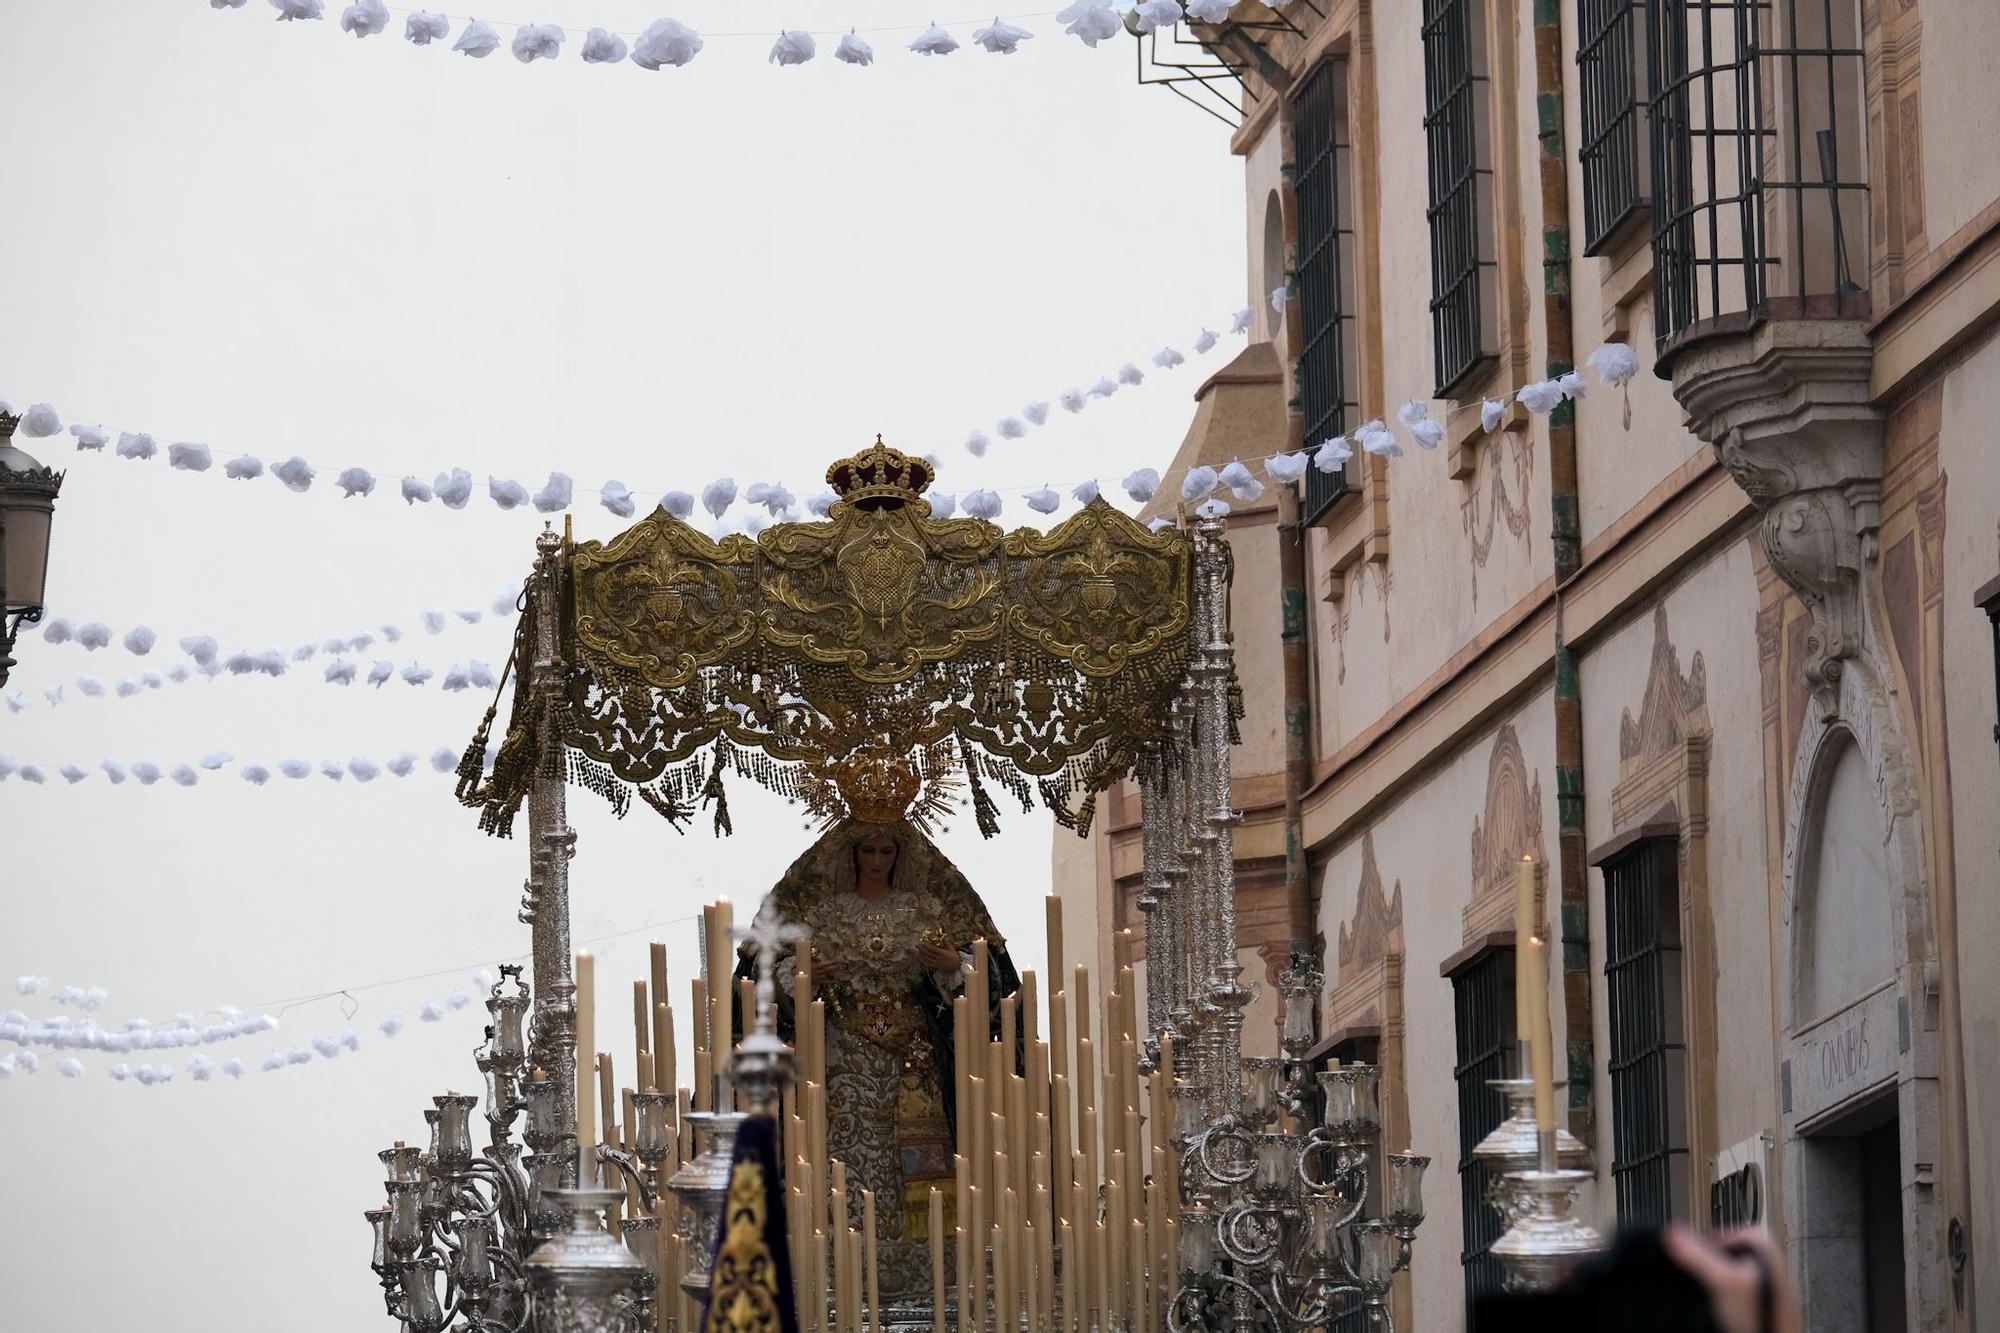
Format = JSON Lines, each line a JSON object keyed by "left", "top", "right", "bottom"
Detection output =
{"left": 0, "top": 3, "right": 1241, "bottom": 1328}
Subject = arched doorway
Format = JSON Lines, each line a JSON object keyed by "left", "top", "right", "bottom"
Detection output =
{"left": 1781, "top": 699, "right": 1943, "bottom": 1332}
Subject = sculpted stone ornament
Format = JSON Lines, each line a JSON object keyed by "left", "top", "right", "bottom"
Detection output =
{"left": 1667, "top": 318, "right": 1882, "bottom": 689}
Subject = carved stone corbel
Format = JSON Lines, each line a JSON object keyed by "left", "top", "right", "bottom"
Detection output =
{"left": 1667, "top": 318, "right": 1883, "bottom": 689}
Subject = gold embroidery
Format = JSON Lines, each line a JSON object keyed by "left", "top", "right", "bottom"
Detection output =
{"left": 706, "top": 1159, "right": 781, "bottom": 1333}
{"left": 467, "top": 443, "right": 1197, "bottom": 837}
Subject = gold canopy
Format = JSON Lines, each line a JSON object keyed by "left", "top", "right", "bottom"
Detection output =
{"left": 462, "top": 441, "right": 1209, "bottom": 838}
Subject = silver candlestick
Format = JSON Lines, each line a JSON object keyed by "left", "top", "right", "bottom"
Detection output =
{"left": 1472, "top": 1077, "right": 1590, "bottom": 1228}
{"left": 523, "top": 1189, "right": 646, "bottom": 1333}
{"left": 1489, "top": 1155, "right": 1602, "bottom": 1291}
{"left": 1488, "top": 1104, "right": 1604, "bottom": 1292}
{"left": 662, "top": 1110, "right": 747, "bottom": 1304}
{"left": 1166, "top": 963, "right": 1429, "bottom": 1333}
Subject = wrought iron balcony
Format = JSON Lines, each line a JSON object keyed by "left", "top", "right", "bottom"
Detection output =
{"left": 1129, "top": 1, "right": 1333, "bottom": 127}
{"left": 1646, "top": 0, "right": 1870, "bottom": 371}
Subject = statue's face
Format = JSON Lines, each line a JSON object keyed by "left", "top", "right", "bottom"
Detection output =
{"left": 855, "top": 834, "right": 899, "bottom": 883}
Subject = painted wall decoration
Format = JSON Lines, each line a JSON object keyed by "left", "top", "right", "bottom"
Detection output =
{"left": 1464, "top": 723, "right": 1546, "bottom": 944}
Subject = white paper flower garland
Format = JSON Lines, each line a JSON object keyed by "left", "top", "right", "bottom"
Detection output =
{"left": 3, "top": 586, "right": 523, "bottom": 713}
{"left": 7, "top": 306, "right": 1253, "bottom": 528}
{"left": 4, "top": 650, "right": 508, "bottom": 716}
{"left": 217, "top": 4, "right": 1245, "bottom": 68}
{"left": 5, "top": 909, "right": 705, "bottom": 1087}
{"left": 5, "top": 338, "right": 1637, "bottom": 533}
{"left": 31, "top": 587, "right": 518, "bottom": 663}
{"left": 0, "top": 970, "right": 495, "bottom": 1084}
{"left": 0, "top": 744, "right": 489, "bottom": 790}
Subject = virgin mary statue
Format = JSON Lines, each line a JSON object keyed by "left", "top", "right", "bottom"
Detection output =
{"left": 734, "top": 756, "right": 1021, "bottom": 1305}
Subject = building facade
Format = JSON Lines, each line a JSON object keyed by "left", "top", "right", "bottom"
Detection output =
{"left": 1054, "top": 3, "right": 2000, "bottom": 1329}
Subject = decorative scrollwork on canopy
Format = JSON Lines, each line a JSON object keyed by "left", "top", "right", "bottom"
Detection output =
{"left": 463, "top": 441, "right": 1203, "bottom": 840}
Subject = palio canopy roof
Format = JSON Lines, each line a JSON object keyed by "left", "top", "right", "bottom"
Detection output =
{"left": 462, "top": 442, "right": 1230, "bottom": 839}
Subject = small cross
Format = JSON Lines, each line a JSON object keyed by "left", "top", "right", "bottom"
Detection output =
{"left": 733, "top": 900, "right": 808, "bottom": 1029}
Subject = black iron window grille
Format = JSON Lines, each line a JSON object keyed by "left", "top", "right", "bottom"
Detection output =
{"left": 1292, "top": 59, "right": 1360, "bottom": 524}
{"left": 1578, "top": 0, "right": 1651, "bottom": 253}
{"left": 1604, "top": 837, "right": 1690, "bottom": 1226}
{"left": 1647, "top": 0, "right": 1870, "bottom": 356}
{"left": 1978, "top": 575, "right": 2000, "bottom": 754}
{"left": 1452, "top": 947, "right": 1516, "bottom": 1320}
{"left": 1422, "top": 0, "right": 1499, "bottom": 394}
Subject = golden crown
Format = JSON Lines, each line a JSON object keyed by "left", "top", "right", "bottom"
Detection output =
{"left": 825, "top": 438, "right": 934, "bottom": 510}
{"left": 832, "top": 747, "right": 923, "bottom": 824}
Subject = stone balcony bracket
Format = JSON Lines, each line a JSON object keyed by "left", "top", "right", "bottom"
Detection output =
{"left": 1666, "top": 318, "right": 1885, "bottom": 689}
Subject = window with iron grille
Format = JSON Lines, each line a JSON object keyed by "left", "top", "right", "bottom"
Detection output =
{"left": 1291, "top": 59, "right": 1359, "bottom": 525}
{"left": 1604, "top": 836, "right": 1690, "bottom": 1225}
{"left": 1646, "top": 0, "right": 1870, "bottom": 355}
{"left": 1577, "top": 0, "right": 1650, "bottom": 253}
{"left": 1422, "top": 0, "right": 1498, "bottom": 394}
{"left": 1451, "top": 948, "right": 1515, "bottom": 1319}
{"left": 1978, "top": 574, "right": 2000, "bottom": 758}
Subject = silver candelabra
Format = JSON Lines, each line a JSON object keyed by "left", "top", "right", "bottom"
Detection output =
{"left": 1165, "top": 965, "right": 1428, "bottom": 1333}
{"left": 366, "top": 946, "right": 798, "bottom": 1333}
{"left": 366, "top": 965, "right": 673, "bottom": 1333}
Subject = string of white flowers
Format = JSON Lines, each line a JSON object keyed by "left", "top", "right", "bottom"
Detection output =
{"left": 0, "top": 744, "right": 488, "bottom": 790}
{"left": 3, "top": 650, "right": 509, "bottom": 715}
{"left": 3, "top": 341, "right": 1639, "bottom": 534}
{"left": 217, "top": 3, "right": 1237, "bottom": 67}
{"left": 3, "top": 306, "right": 1251, "bottom": 525}
{"left": 6, "top": 906, "right": 707, "bottom": 1086}
{"left": 7, "top": 304, "right": 1240, "bottom": 516}
{"left": 2, "top": 1003, "right": 280, "bottom": 1055}
{"left": 0, "top": 971, "right": 493, "bottom": 1083}
{"left": 30, "top": 585, "right": 520, "bottom": 661}
{"left": 3, "top": 587, "right": 523, "bottom": 712}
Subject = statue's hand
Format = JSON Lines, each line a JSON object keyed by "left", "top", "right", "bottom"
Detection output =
{"left": 917, "top": 944, "right": 963, "bottom": 973}
{"left": 808, "top": 950, "right": 843, "bottom": 983}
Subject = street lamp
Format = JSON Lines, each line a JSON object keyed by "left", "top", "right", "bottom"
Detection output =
{"left": 0, "top": 410, "right": 63, "bottom": 689}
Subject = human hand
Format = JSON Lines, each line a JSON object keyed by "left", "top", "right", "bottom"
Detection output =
{"left": 917, "top": 944, "right": 963, "bottom": 972}
{"left": 1661, "top": 1225, "right": 1800, "bottom": 1333}
{"left": 808, "top": 950, "right": 844, "bottom": 983}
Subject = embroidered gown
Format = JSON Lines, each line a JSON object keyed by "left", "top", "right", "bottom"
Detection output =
{"left": 735, "top": 820, "right": 1021, "bottom": 1307}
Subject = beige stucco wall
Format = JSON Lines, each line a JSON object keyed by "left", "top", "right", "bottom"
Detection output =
{"left": 1567, "top": 315, "right": 1710, "bottom": 548}
{"left": 1576, "top": 539, "right": 1780, "bottom": 1188}
{"left": 1920, "top": 7, "right": 2000, "bottom": 246}
{"left": 1314, "top": 694, "right": 1568, "bottom": 1332}
{"left": 1050, "top": 787, "right": 1106, "bottom": 999}
{"left": 1227, "top": 516, "right": 1290, "bottom": 779}
{"left": 1936, "top": 332, "right": 2000, "bottom": 1331}
{"left": 1244, "top": 126, "right": 1288, "bottom": 346}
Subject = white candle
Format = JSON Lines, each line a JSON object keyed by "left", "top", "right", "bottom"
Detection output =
{"left": 1528, "top": 936, "right": 1556, "bottom": 1131}
{"left": 576, "top": 951, "right": 595, "bottom": 1184}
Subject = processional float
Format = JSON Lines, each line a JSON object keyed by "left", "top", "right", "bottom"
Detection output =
{"left": 362, "top": 441, "right": 1431, "bottom": 1333}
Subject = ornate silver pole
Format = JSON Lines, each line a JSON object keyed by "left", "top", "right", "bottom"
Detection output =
{"left": 1192, "top": 516, "right": 1248, "bottom": 1112}
{"left": 525, "top": 524, "right": 580, "bottom": 1181}
{"left": 1164, "top": 696, "right": 1204, "bottom": 1084}
{"left": 1137, "top": 747, "right": 1171, "bottom": 1070}
{"left": 1181, "top": 683, "right": 1221, "bottom": 1095}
